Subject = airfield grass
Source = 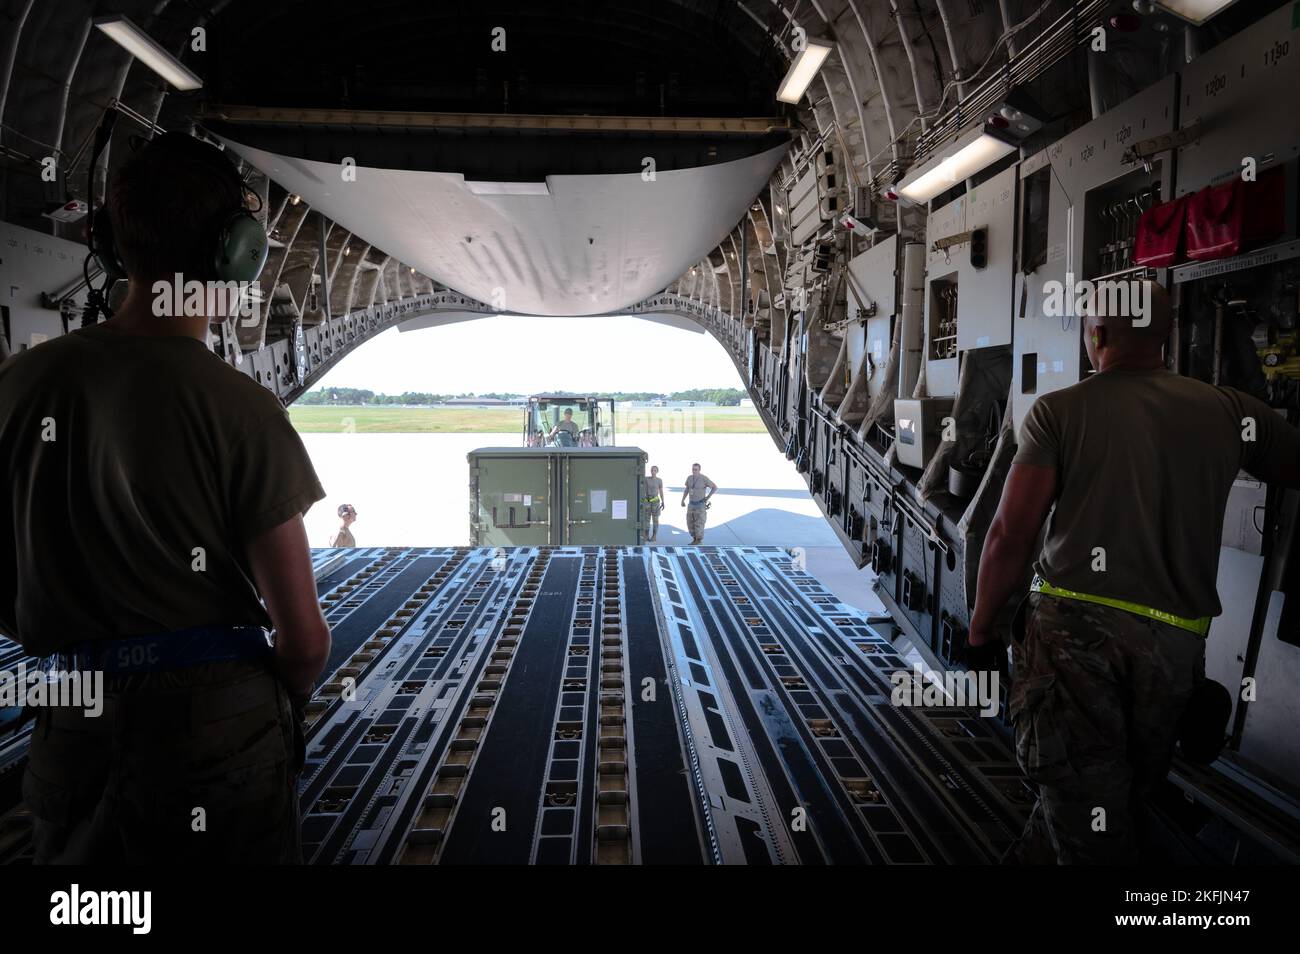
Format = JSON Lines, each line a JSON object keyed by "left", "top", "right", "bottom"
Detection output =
{"left": 288, "top": 404, "right": 767, "bottom": 434}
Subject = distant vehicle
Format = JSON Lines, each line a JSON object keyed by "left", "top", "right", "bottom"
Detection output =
{"left": 523, "top": 394, "right": 616, "bottom": 447}
{"left": 462, "top": 394, "right": 637, "bottom": 547}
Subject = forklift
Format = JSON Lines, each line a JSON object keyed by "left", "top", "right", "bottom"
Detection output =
{"left": 522, "top": 394, "right": 616, "bottom": 447}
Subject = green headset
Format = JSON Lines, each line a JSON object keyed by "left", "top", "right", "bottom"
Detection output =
{"left": 91, "top": 132, "right": 269, "bottom": 286}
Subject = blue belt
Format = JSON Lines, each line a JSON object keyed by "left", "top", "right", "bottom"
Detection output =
{"left": 41, "top": 625, "right": 273, "bottom": 674}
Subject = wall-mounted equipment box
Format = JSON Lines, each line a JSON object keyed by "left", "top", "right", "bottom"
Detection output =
{"left": 787, "top": 149, "right": 838, "bottom": 247}
{"left": 956, "top": 166, "right": 1016, "bottom": 352}
{"left": 893, "top": 398, "right": 954, "bottom": 469}
{"left": 846, "top": 234, "right": 898, "bottom": 404}
{"left": 1013, "top": 73, "right": 1177, "bottom": 432}
{"left": 924, "top": 196, "right": 965, "bottom": 398}
{"left": 1177, "top": 3, "right": 1300, "bottom": 200}
{"left": 921, "top": 165, "right": 1017, "bottom": 397}
{"left": 469, "top": 446, "right": 646, "bottom": 547}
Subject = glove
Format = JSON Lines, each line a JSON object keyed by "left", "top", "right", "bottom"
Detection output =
{"left": 289, "top": 691, "right": 311, "bottom": 722}
{"left": 964, "top": 639, "right": 1008, "bottom": 680}
{"left": 285, "top": 690, "right": 311, "bottom": 777}
{"left": 1176, "top": 679, "right": 1232, "bottom": 765}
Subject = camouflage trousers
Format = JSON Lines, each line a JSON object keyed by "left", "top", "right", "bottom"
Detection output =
{"left": 1008, "top": 593, "right": 1205, "bottom": 865}
{"left": 686, "top": 503, "right": 708, "bottom": 543}
{"left": 23, "top": 660, "right": 303, "bottom": 864}
{"left": 644, "top": 501, "right": 661, "bottom": 542}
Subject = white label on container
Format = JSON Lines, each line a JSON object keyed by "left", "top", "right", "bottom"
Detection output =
{"left": 591, "top": 490, "right": 607, "bottom": 513}
{"left": 612, "top": 500, "right": 627, "bottom": 520}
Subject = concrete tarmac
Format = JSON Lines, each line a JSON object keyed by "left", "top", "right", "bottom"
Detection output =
{"left": 299, "top": 431, "right": 884, "bottom": 613}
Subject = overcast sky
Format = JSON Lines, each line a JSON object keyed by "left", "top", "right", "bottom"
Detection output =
{"left": 313, "top": 314, "right": 745, "bottom": 394}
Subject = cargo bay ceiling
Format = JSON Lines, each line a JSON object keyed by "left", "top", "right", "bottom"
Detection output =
{"left": 1, "top": 0, "right": 1274, "bottom": 390}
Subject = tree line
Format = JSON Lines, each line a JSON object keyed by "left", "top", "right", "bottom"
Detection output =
{"left": 298, "top": 387, "right": 746, "bottom": 406}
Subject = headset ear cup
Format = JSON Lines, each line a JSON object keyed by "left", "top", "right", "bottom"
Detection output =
{"left": 91, "top": 208, "right": 126, "bottom": 282}
{"left": 214, "top": 210, "right": 268, "bottom": 283}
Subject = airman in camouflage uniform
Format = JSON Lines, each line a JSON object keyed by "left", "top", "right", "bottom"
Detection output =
{"left": 25, "top": 661, "right": 304, "bottom": 863}
{"left": 968, "top": 282, "right": 1300, "bottom": 864}
{"left": 680, "top": 463, "right": 717, "bottom": 545}
{"left": 643, "top": 466, "right": 664, "bottom": 542}
{"left": 1, "top": 134, "right": 329, "bottom": 864}
{"left": 1007, "top": 593, "right": 1204, "bottom": 864}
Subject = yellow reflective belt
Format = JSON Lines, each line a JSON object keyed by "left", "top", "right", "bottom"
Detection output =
{"left": 1030, "top": 575, "right": 1211, "bottom": 637}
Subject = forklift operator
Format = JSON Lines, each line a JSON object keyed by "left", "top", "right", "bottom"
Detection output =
{"left": 968, "top": 280, "right": 1300, "bottom": 864}
{"left": 548, "top": 408, "right": 580, "bottom": 446}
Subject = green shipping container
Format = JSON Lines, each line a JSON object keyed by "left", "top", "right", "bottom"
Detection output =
{"left": 469, "top": 446, "right": 647, "bottom": 546}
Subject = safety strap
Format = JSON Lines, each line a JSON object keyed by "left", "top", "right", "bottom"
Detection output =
{"left": 1030, "top": 576, "right": 1210, "bottom": 637}
{"left": 42, "top": 625, "right": 274, "bottom": 674}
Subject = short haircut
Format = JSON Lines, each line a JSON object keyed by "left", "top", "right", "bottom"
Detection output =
{"left": 107, "top": 134, "right": 248, "bottom": 283}
{"left": 1084, "top": 279, "right": 1173, "bottom": 345}
{"left": 692, "top": 462, "right": 701, "bottom": 468}
{"left": 338, "top": 504, "right": 354, "bottom": 517}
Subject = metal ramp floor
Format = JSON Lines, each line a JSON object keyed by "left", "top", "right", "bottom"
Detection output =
{"left": 299, "top": 545, "right": 1029, "bottom": 864}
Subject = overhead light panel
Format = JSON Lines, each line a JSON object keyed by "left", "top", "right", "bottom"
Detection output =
{"left": 776, "top": 39, "right": 833, "bottom": 104}
{"left": 1151, "top": 0, "right": 1240, "bottom": 25}
{"left": 93, "top": 15, "right": 203, "bottom": 91}
{"left": 896, "top": 125, "right": 1017, "bottom": 204}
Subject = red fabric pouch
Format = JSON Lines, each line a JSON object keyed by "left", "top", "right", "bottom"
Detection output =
{"left": 1133, "top": 194, "right": 1187, "bottom": 267}
{"left": 1186, "top": 166, "right": 1286, "bottom": 261}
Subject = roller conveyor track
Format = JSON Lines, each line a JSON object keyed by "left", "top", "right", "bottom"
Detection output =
{"left": 0, "top": 636, "right": 37, "bottom": 784}
{"left": 0, "top": 636, "right": 38, "bottom": 862}
{"left": 0, "top": 546, "right": 1029, "bottom": 864}
{"left": 298, "top": 546, "right": 1029, "bottom": 864}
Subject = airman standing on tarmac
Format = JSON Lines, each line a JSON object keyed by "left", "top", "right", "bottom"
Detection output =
{"left": 968, "top": 281, "right": 1300, "bottom": 864}
{"left": 681, "top": 463, "right": 717, "bottom": 545}
{"left": 329, "top": 503, "right": 357, "bottom": 547}
{"left": 643, "top": 465, "right": 664, "bottom": 542}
